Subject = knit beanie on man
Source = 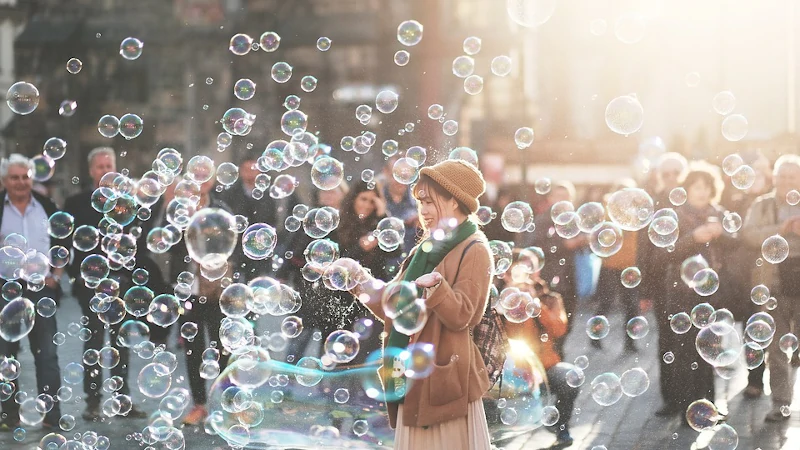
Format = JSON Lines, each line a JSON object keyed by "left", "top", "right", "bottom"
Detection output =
{"left": 419, "top": 159, "right": 486, "bottom": 213}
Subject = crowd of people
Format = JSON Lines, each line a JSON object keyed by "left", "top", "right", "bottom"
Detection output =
{"left": 0, "top": 143, "right": 799, "bottom": 449}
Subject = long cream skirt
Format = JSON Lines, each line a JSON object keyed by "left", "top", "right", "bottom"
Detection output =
{"left": 394, "top": 400, "right": 491, "bottom": 450}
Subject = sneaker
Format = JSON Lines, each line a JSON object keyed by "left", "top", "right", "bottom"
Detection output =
{"left": 82, "top": 404, "right": 101, "bottom": 421}
{"left": 624, "top": 340, "right": 638, "bottom": 353}
{"left": 548, "top": 430, "right": 574, "bottom": 449}
{"left": 123, "top": 405, "right": 148, "bottom": 419}
{"left": 765, "top": 407, "right": 791, "bottom": 422}
{"left": 590, "top": 340, "right": 602, "bottom": 350}
{"left": 743, "top": 385, "right": 763, "bottom": 399}
{"left": 182, "top": 405, "right": 208, "bottom": 427}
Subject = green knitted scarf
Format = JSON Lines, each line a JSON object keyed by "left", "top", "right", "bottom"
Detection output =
{"left": 384, "top": 219, "right": 478, "bottom": 403}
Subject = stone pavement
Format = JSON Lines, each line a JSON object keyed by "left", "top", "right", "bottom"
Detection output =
{"left": 504, "top": 304, "right": 800, "bottom": 450}
{"left": 1, "top": 285, "right": 799, "bottom": 449}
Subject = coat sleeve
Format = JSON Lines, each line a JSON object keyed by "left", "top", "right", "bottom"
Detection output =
{"left": 424, "top": 242, "right": 493, "bottom": 331}
{"left": 741, "top": 197, "right": 780, "bottom": 251}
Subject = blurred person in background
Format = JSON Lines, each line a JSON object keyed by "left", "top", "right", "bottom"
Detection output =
{"left": 719, "top": 150, "right": 773, "bottom": 399}
{"left": 169, "top": 177, "right": 232, "bottom": 427}
{"left": 590, "top": 179, "right": 641, "bottom": 353}
{"left": 501, "top": 260, "right": 578, "bottom": 449}
{"left": 381, "top": 156, "right": 420, "bottom": 259}
{"left": 520, "top": 181, "right": 585, "bottom": 356}
{"left": 656, "top": 162, "right": 735, "bottom": 418}
{"left": 0, "top": 154, "right": 65, "bottom": 430}
{"left": 483, "top": 185, "right": 519, "bottom": 244}
{"left": 63, "top": 147, "right": 147, "bottom": 421}
{"left": 741, "top": 154, "right": 800, "bottom": 422}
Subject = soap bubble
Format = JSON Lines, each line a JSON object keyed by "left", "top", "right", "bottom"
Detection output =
{"left": 442, "top": 119, "right": 459, "bottom": 136}
{"left": 514, "top": 127, "right": 535, "bottom": 149}
{"left": 6, "top": 81, "right": 39, "bottom": 115}
{"left": 681, "top": 254, "right": 709, "bottom": 287}
{"left": 501, "top": 201, "right": 534, "bottom": 233}
{"left": 750, "top": 285, "right": 770, "bottom": 305}
{"left": 394, "top": 50, "right": 410, "bottom": 66}
{"left": 119, "top": 37, "right": 143, "bottom": 60}
{"left": 397, "top": 20, "right": 423, "bottom": 46}
{"left": 280, "top": 110, "right": 307, "bottom": 136}
{"left": 669, "top": 187, "right": 687, "bottom": 206}
{"left": 722, "top": 212, "right": 742, "bottom": 233}
{"left": 392, "top": 157, "right": 419, "bottom": 185}
{"left": 58, "top": 99, "right": 77, "bottom": 117}
{"left": 234, "top": 78, "right": 256, "bottom": 101}
{"left": 670, "top": 312, "right": 692, "bottom": 334}
{"left": 605, "top": 95, "right": 644, "bottom": 135}
{"left": 565, "top": 367, "right": 586, "bottom": 388}
{"left": 620, "top": 267, "right": 641, "bottom": 288}
{"left": 541, "top": 405, "right": 559, "bottom": 426}
{"left": 43, "top": 137, "right": 67, "bottom": 160}
{"left": 97, "top": 115, "right": 120, "bottom": 138}
{"left": 464, "top": 75, "right": 484, "bottom": 95}
{"left": 294, "top": 356, "right": 324, "bottom": 387}
{"left": 722, "top": 154, "right": 744, "bottom": 176}
{"left": 685, "top": 399, "right": 720, "bottom": 431}
{"left": 185, "top": 208, "right": 237, "bottom": 270}
{"left": 506, "top": 0, "right": 557, "bottom": 27}
{"left": 614, "top": 13, "right": 646, "bottom": 44}
{"left": 722, "top": 114, "right": 748, "bottom": 142}
{"left": 491, "top": 56, "right": 512, "bottom": 76}
{"left": 375, "top": 90, "right": 399, "bottom": 114}
{"left": 316, "top": 37, "right": 332, "bottom": 51}
{"left": 117, "top": 320, "right": 150, "bottom": 348}
{"left": 450, "top": 55, "right": 475, "bottom": 78}
{"left": 590, "top": 372, "right": 623, "bottom": 406}
{"left": 66, "top": 57, "right": 82, "bottom": 74}
{"left": 138, "top": 363, "right": 172, "bottom": 398}
{"left": 259, "top": 31, "right": 280, "bottom": 52}
{"left": 620, "top": 367, "right": 650, "bottom": 397}
{"left": 310, "top": 157, "right": 344, "bottom": 191}
{"left": 779, "top": 333, "right": 799, "bottom": 357}
{"left": 300, "top": 76, "right": 318, "bottom": 93}
{"left": 576, "top": 202, "right": 604, "bottom": 233}
{"left": 691, "top": 303, "right": 715, "bottom": 329}
{"left": 48, "top": 211, "right": 75, "bottom": 239}
{"left": 762, "top": 235, "right": 789, "bottom": 264}
{"left": 586, "top": 316, "right": 610, "bottom": 340}
{"left": 229, "top": 33, "right": 253, "bottom": 56}
{"left": 712, "top": 91, "right": 736, "bottom": 115}
{"left": 708, "top": 423, "right": 739, "bottom": 450}
{"left": 150, "top": 294, "right": 181, "bottom": 327}
{"left": 589, "top": 222, "right": 624, "bottom": 257}
{"left": 590, "top": 18, "right": 608, "bottom": 36}
{"left": 692, "top": 268, "right": 719, "bottom": 296}
{"left": 271, "top": 62, "right": 293, "bottom": 83}
{"left": 696, "top": 322, "right": 741, "bottom": 367}
{"left": 118, "top": 113, "right": 143, "bottom": 140}
{"left": 606, "top": 188, "right": 653, "bottom": 231}
{"left": 0, "top": 298, "right": 35, "bottom": 342}
{"left": 626, "top": 316, "right": 648, "bottom": 339}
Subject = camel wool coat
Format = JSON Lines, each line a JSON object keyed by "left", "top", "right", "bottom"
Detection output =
{"left": 355, "top": 230, "right": 494, "bottom": 428}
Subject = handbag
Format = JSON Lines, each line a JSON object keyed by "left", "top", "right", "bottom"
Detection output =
{"left": 457, "top": 240, "right": 510, "bottom": 389}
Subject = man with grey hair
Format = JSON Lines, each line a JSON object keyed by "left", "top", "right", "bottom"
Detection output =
{"left": 64, "top": 147, "right": 147, "bottom": 420}
{"left": 742, "top": 153, "right": 800, "bottom": 422}
{"left": 0, "top": 153, "right": 65, "bottom": 430}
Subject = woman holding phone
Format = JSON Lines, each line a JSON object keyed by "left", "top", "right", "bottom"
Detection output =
{"left": 351, "top": 160, "right": 493, "bottom": 449}
{"left": 656, "top": 162, "right": 737, "bottom": 419}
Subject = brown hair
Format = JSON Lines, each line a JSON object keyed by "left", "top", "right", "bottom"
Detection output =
{"left": 679, "top": 161, "right": 724, "bottom": 205}
{"left": 411, "top": 175, "right": 471, "bottom": 234}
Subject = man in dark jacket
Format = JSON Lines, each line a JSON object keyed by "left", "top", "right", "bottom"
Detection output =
{"left": 0, "top": 154, "right": 65, "bottom": 430}
{"left": 63, "top": 147, "right": 148, "bottom": 421}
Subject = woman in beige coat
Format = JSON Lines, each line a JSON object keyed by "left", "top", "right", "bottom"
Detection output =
{"left": 351, "top": 160, "right": 494, "bottom": 449}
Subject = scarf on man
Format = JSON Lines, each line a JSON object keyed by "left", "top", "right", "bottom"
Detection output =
{"left": 384, "top": 219, "right": 478, "bottom": 404}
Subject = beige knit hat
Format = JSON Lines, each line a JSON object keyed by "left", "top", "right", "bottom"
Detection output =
{"left": 419, "top": 159, "right": 486, "bottom": 213}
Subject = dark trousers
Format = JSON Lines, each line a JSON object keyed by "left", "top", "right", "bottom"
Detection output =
{"left": 656, "top": 295, "right": 715, "bottom": 409}
{"left": 594, "top": 267, "right": 639, "bottom": 342}
{"left": 183, "top": 298, "right": 229, "bottom": 405}
{"left": 75, "top": 286, "right": 131, "bottom": 405}
{"left": 0, "top": 286, "right": 62, "bottom": 424}
{"left": 545, "top": 363, "right": 579, "bottom": 432}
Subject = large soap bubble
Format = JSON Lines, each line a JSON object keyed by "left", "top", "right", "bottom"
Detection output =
{"left": 606, "top": 188, "right": 654, "bottom": 231}
{"left": 0, "top": 297, "right": 35, "bottom": 342}
{"left": 185, "top": 208, "right": 237, "bottom": 270}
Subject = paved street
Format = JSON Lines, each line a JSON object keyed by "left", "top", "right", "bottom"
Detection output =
{"left": 0, "top": 285, "right": 798, "bottom": 449}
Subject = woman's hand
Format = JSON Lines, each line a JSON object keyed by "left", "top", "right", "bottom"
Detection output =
{"left": 359, "top": 234, "right": 379, "bottom": 251}
{"left": 373, "top": 196, "right": 387, "bottom": 217}
{"left": 415, "top": 272, "right": 443, "bottom": 289}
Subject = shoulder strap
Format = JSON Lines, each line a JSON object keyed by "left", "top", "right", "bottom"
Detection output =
{"left": 453, "top": 239, "right": 481, "bottom": 282}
